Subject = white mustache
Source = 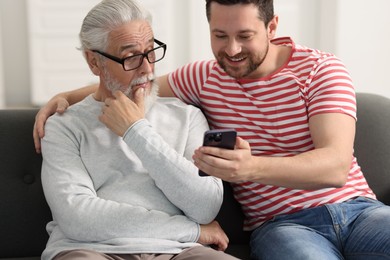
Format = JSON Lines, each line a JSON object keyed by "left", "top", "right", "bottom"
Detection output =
{"left": 120, "top": 74, "right": 155, "bottom": 97}
{"left": 130, "top": 74, "right": 155, "bottom": 87}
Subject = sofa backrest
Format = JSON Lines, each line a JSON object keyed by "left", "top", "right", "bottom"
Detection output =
{"left": 0, "top": 109, "right": 51, "bottom": 258}
{"left": 0, "top": 92, "right": 389, "bottom": 258}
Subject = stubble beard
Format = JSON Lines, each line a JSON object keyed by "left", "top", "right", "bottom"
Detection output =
{"left": 217, "top": 43, "right": 269, "bottom": 79}
{"left": 103, "top": 70, "right": 159, "bottom": 113}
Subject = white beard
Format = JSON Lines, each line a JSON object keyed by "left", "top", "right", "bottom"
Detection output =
{"left": 103, "top": 71, "right": 159, "bottom": 113}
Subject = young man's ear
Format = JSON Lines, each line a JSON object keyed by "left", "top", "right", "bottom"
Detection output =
{"left": 267, "top": 15, "right": 279, "bottom": 39}
{"left": 85, "top": 50, "right": 102, "bottom": 76}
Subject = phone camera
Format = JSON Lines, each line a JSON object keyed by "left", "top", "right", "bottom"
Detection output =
{"left": 213, "top": 133, "right": 222, "bottom": 142}
{"left": 207, "top": 133, "right": 222, "bottom": 142}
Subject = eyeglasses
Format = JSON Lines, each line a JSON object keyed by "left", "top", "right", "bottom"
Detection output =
{"left": 92, "top": 39, "right": 167, "bottom": 71}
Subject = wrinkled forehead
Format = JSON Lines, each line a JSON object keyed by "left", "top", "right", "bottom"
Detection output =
{"left": 107, "top": 20, "right": 154, "bottom": 52}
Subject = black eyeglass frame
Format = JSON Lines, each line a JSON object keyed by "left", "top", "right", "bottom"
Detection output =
{"left": 92, "top": 39, "right": 167, "bottom": 71}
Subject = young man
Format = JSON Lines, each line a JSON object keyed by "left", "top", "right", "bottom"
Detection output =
{"left": 36, "top": 0, "right": 390, "bottom": 259}
{"left": 40, "top": 0, "right": 239, "bottom": 259}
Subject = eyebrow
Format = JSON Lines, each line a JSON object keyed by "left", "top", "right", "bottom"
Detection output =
{"left": 212, "top": 29, "right": 256, "bottom": 34}
{"left": 119, "top": 38, "right": 154, "bottom": 53}
{"left": 212, "top": 29, "right": 225, "bottom": 34}
{"left": 120, "top": 44, "right": 137, "bottom": 52}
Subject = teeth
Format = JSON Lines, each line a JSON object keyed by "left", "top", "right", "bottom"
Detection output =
{"left": 229, "top": 57, "right": 245, "bottom": 62}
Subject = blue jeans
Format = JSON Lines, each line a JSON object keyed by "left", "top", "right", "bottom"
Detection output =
{"left": 250, "top": 197, "right": 390, "bottom": 260}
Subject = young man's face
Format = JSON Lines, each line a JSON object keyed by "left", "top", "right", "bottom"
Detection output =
{"left": 208, "top": 3, "right": 275, "bottom": 79}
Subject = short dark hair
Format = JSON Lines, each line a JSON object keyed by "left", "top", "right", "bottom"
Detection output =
{"left": 205, "top": 0, "right": 274, "bottom": 26}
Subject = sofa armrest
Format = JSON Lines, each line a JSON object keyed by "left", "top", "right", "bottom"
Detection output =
{"left": 355, "top": 93, "right": 390, "bottom": 205}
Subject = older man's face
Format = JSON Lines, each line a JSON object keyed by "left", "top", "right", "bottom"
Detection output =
{"left": 100, "top": 20, "right": 156, "bottom": 99}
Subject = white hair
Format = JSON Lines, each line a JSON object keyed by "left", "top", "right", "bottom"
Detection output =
{"left": 79, "top": 0, "right": 152, "bottom": 52}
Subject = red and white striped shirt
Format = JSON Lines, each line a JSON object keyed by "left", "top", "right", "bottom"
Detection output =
{"left": 168, "top": 37, "right": 375, "bottom": 230}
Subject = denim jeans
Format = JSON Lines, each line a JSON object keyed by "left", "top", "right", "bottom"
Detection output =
{"left": 250, "top": 197, "right": 390, "bottom": 260}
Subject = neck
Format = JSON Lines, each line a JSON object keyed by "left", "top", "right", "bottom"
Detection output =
{"left": 254, "top": 43, "right": 291, "bottom": 79}
{"left": 92, "top": 85, "right": 111, "bottom": 102}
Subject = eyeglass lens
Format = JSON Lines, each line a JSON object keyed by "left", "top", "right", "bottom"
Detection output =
{"left": 124, "top": 45, "right": 165, "bottom": 71}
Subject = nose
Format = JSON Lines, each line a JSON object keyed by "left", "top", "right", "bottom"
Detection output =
{"left": 225, "top": 39, "right": 242, "bottom": 57}
{"left": 139, "top": 56, "right": 154, "bottom": 74}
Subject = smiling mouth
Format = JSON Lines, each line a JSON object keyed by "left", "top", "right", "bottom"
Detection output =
{"left": 228, "top": 57, "right": 245, "bottom": 62}
{"left": 226, "top": 55, "right": 246, "bottom": 63}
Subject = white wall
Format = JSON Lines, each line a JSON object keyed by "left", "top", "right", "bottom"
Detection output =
{"left": 26, "top": 0, "right": 194, "bottom": 105}
{"left": 274, "top": 0, "right": 320, "bottom": 47}
{"left": 27, "top": 0, "right": 102, "bottom": 105}
{"left": 188, "top": 0, "right": 214, "bottom": 62}
{"left": 335, "top": 0, "right": 390, "bottom": 97}
{"left": 0, "top": 0, "right": 389, "bottom": 107}
{"left": 276, "top": 0, "right": 390, "bottom": 99}
{"left": 0, "top": 0, "right": 31, "bottom": 107}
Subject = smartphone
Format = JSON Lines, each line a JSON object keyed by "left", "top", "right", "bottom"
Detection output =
{"left": 198, "top": 129, "right": 237, "bottom": 176}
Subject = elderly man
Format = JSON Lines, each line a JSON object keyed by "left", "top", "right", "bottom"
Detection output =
{"left": 40, "top": 0, "right": 238, "bottom": 259}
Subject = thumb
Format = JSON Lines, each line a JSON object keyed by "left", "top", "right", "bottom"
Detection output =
{"left": 134, "top": 87, "right": 145, "bottom": 109}
{"left": 113, "top": 90, "right": 125, "bottom": 100}
{"left": 235, "top": 136, "right": 250, "bottom": 149}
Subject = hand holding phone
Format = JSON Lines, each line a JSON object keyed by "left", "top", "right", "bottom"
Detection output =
{"left": 199, "top": 129, "right": 237, "bottom": 176}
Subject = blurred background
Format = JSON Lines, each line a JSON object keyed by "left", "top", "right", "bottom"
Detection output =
{"left": 0, "top": 0, "right": 389, "bottom": 108}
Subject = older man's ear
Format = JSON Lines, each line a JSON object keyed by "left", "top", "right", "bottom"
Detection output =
{"left": 85, "top": 50, "right": 102, "bottom": 76}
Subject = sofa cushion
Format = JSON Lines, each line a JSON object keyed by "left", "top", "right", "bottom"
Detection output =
{"left": 216, "top": 181, "right": 251, "bottom": 259}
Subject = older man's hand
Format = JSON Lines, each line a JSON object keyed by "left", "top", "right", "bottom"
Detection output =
{"left": 99, "top": 89, "right": 145, "bottom": 136}
{"left": 198, "top": 220, "right": 229, "bottom": 251}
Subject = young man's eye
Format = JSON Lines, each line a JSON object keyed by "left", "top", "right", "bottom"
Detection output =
{"left": 239, "top": 35, "right": 252, "bottom": 40}
{"left": 215, "top": 34, "right": 227, "bottom": 39}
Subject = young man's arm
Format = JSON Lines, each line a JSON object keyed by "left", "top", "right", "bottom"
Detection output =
{"left": 156, "top": 74, "right": 175, "bottom": 97}
{"left": 33, "top": 74, "right": 175, "bottom": 153}
{"left": 33, "top": 84, "right": 98, "bottom": 152}
{"left": 193, "top": 112, "right": 355, "bottom": 190}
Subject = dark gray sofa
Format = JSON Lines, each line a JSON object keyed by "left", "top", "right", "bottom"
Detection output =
{"left": 1, "top": 93, "right": 390, "bottom": 260}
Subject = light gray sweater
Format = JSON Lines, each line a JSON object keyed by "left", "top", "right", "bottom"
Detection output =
{"left": 41, "top": 95, "right": 223, "bottom": 260}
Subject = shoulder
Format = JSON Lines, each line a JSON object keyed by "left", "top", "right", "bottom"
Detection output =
{"left": 151, "top": 98, "right": 209, "bottom": 135}
{"left": 170, "top": 60, "right": 218, "bottom": 76}
{"left": 152, "top": 98, "right": 205, "bottom": 119}
{"left": 293, "top": 42, "right": 339, "bottom": 65}
{"left": 154, "top": 97, "right": 201, "bottom": 112}
{"left": 47, "top": 96, "right": 99, "bottom": 128}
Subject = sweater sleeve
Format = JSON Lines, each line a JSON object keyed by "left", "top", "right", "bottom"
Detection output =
{"left": 122, "top": 109, "right": 223, "bottom": 224}
{"left": 41, "top": 116, "right": 199, "bottom": 243}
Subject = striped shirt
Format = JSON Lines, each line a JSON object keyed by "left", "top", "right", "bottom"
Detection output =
{"left": 167, "top": 37, "right": 376, "bottom": 230}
